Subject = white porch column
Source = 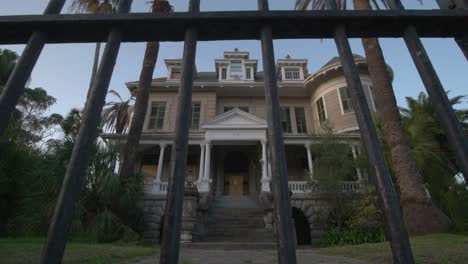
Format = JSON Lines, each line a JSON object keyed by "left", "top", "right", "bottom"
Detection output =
{"left": 351, "top": 145, "right": 363, "bottom": 180}
{"left": 260, "top": 140, "right": 270, "bottom": 192}
{"left": 198, "top": 141, "right": 211, "bottom": 192}
{"left": 305, "top": 144, "right": 314, "bottom": 180}
{"left": 155, "top": 143, "right": 167, "bottom": 182}
{"left": 197, "top": 144, "right": 205, "bottom": 182}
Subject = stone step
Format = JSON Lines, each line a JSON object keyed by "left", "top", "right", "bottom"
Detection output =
{"left": 181, "top": 242, "right": 277, "bottom": 250}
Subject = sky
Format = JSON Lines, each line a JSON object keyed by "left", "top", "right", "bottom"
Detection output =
{"left": 0, "top": 0, "right": 467, "bottom": 117}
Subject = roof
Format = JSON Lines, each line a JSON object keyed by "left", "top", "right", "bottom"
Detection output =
{"left": 321, "top": 54, "right": 365, "bottom": 69}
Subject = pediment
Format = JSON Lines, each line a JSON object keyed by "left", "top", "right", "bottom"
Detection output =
{"left": 202, "top": 109, "right": 267, "bottom": 129}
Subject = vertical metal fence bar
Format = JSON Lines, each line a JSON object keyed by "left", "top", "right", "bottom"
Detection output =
{"left": 0, "top": 0, "right": 66, "bottom": 135}
{"left": 159, "top": 0, "right": 199, "bottom": 263}
{"left": 326, "top": 1, "right": 415, "bottom": 263}
{"left": 387, "top": 0, "right": 468, "bottom": 184}
{"left": 39, "top": 1, "right": 133, "bottom": 263}
{"left": 258, "top": 1, "right": 297, "bottom": 263}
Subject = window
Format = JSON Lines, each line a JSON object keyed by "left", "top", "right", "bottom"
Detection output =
{"left": 170, "top": 67, "right": 181, "bottom": 79}
{"left": 280, "top": 107, "right": 292, "bottom": 133}
{"left": 220, "top": 67, "right": 227, "bottom": 80}
{"left": 295, "top": 107, "right": 307, "bottom": 133}
{"left": 230, "top": 61, "right": 243, "bottom": 79}
{"left": 316, "top": 97, "right": 326, "bottom": 123}
{"left": 148, "top": 102, "right": 166, "bottom": 129}
{"left": 339, "top": 87, "right": 354, "bottom": 113}
{"left": 245, "top": 67, "right": 252, "bottom": 80}
{"left": 190, "top": 102, "right": 201, "bottom": 129}
{"left": 238, "top": 106, "right": 249, "bottom": 112}
{"left": 284, "top": 68, "right": 301, "bottom": 80}
{"left": 224, "top": 106, "right": 249, "bottom": 113}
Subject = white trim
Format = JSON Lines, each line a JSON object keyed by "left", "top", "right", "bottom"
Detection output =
{"left": 334, "top": 126, "right": 360, "bottom": 134}
{"left": 282, "top": 66, "right": 304, "bottom": 81}
{"left": 202, "top": 108, "right": 267, "bottom": 129}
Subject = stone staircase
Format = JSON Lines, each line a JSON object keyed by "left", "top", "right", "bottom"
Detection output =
{"left": 184, "top": 195, "right": 276, "bottom": 249}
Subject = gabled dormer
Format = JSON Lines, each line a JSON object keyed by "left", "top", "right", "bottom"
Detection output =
{"left": 215, "top": 49, "right": 258, "bottom": 81}
{"left": 165, "top": 59, "right": 197, "bottom": 81}
{"left": 276, "top": 54, "right": 308, "bottom": 82}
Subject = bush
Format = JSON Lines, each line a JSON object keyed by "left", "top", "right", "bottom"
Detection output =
{"left": 320, "top": 189, "right": 386, "bottom": 247}
{"left": 7, "top": 141, "right": 144, "bottom": 243}
{"left": 320, "top": 225, "right": 386, "bottom": 247}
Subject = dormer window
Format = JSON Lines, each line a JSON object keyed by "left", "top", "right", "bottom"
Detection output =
{"left": 284, "top": 68, "right": 301, "bottom": 80}
{"left": 245, "top": 67, "right": 253, "bottom": 80}
{"left": 169, "top": 66, "right": 181, "bottom": 79}
{"left": 220, "top": 67, "right": 227, "bottom": 80}
{"left": 230, "top": 61, "right": 243, "bottom": 80}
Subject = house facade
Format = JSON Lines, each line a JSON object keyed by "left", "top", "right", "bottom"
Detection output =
{"left": 104, "top": 49, "right": 381, "bottom": 245}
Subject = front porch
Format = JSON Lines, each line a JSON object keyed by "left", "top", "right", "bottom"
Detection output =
{"left": 139, "top": 109, "right": 366, "bottom": 196}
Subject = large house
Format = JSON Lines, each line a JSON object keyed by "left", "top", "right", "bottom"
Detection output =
{"left": 104, "top": 49, "right": 380, "bottom": 245}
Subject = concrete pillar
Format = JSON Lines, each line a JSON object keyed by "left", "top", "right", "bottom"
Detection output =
{"left": 198, "top": 141, "right": 211, "bottom": 192}
{"left": 197, "top": 144, "right": 205, "bottom": 182}
{"left": 351, "top": 145, "right": 363, "bottom": 180}
{"left": 155, "top": 143, "right": 167, "bottom": 183}
{"left": 305, "top": 144, "right": 313, "bottom": 180}
{"left": 261, "top": 140, "right": 270, "bottom": 192}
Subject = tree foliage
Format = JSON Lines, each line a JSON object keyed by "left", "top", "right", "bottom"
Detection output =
{"left": 401, "top": 92, "right": 468, "bottom": 231}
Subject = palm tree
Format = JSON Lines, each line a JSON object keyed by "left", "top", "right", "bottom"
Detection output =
{"left": 71, "top": 0, "right": 118, "bottom": 99}
{"left": 301, "top": 0, "right": 450, "bottom": 234}
{"left": 102, "top": 90, "right": 134, "bottom": 134}
{"left": 118, "top": 0, "right": 174, "bottom": 183}
{"left": 401, "top": 92, "right": 468, "bottom": 230}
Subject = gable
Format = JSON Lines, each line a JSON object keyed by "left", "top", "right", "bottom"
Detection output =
{"left": 202, "top": 109, "right": 267, "bottom": 129}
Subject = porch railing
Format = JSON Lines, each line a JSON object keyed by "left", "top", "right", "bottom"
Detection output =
{"left": 145, "top": 180, "right": 364, "bottom": 194}
{"left": 288, "top": 180, "right": 364, "bottom": 194}
{"left": 144, "top": 181, "right": 169, "bottom": 194}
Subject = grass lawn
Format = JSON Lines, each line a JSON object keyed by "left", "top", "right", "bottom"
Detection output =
{"left": 0, "top": 238, "right": 156, "bottom": 264}
{"left": 319, "top": 233, "right": 468, "bottom": 264}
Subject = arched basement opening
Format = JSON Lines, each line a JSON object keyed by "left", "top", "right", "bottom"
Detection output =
{"left": 292, "top": 207, "right": 311, "bottom": 245}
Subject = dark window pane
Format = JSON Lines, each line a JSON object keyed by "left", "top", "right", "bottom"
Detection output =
{"left": 317, "top": 98, "right": 326, "bottom": 123}
{"left": 149, "top": 102, "right": 166, "bottom": 129}
{"left": 280, "top": 107, "right": 292, "bottom": 133}
{"left": 295, "top": 107, "right": 307, "bottom": 133}
{"left": 190, "top": 102, "right": 201, "bottom": 129}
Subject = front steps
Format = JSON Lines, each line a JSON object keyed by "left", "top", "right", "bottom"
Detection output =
{"left": 195, "top": 195, "right": 276, "bottom": 249}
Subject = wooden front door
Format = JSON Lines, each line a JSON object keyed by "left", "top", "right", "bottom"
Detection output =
{"left": 228, "top": 175, "right": 244, "bottom": 196}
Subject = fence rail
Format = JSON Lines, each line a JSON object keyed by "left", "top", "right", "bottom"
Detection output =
{"left": 1, "top": 10, "right": 467, "bottom": 44}
{"left": 2, "top": 0, "right": 468, "bottom": 263}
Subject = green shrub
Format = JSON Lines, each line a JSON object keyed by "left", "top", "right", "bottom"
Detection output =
{"left": 320, "top": 189, "right": 386, "bottom": 247}
{"left": 320, "top": 225, "right": 386, "bottom": 247}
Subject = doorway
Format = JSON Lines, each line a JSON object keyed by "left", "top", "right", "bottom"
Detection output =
{"left": 224, "top": 151, "right": 249, "bottom": 195}
{"left": 227, "top": 175, "right": 244, "bottom": 196}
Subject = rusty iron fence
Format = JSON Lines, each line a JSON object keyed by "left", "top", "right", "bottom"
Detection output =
{"left": 0, "top": 0, "right": 467, "bottom": 263}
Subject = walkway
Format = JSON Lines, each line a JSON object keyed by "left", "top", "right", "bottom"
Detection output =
{"left": 134, "top": 248, "right": 366, "bottom": 264}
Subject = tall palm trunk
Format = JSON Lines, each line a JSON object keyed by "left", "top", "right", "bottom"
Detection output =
{"left": 354, "top": 0, "right": 450, "bottom": 235}
{"left": 119, "top": 1, "right": 170, "bottom": 183}
{"left": 119, "top": 41, "right": 159, "bottom": 183}
{"left": 86, "top": 42, "right": 101, "bottom": 99}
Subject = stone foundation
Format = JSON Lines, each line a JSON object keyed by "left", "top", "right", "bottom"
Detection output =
{"left": 142, "top": 194, "right": 166, "bottom": 244}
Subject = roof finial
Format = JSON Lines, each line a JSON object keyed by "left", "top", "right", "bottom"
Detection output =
{"left": 285, "top": 54, "right": 291, "bottom": 59}
{"left": 234, "top": 48, "right": 239, "bottom": 52}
